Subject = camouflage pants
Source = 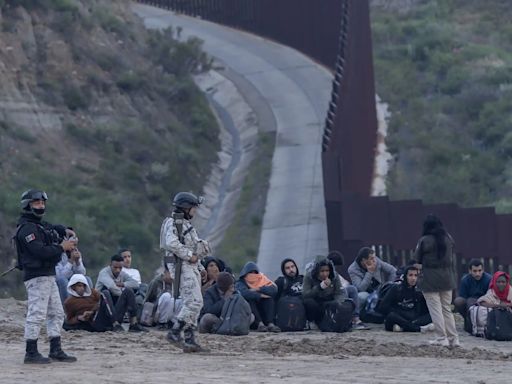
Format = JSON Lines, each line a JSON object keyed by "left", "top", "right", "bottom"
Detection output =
{"left": 24, "top": 276, "right": 64, "bottom": 340}
{"left": 175, "top": 265, "right": 203, "bottom": 328}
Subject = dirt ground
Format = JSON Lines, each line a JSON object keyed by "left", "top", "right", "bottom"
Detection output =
{"left": 1, "top": 298, "right": 511, "bottom": 384}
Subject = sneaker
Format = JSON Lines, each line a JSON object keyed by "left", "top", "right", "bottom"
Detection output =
{"left": 256, "top": 323, "right": 268, "bottom": 332}
{"left": 113, "top": 324, "right": 125, "bottom": 332}
{"left": 420, "top": 323, "right": 435, "bottom": 333}
{"left": 267, "top": 324, "right": 281, "bottom": 333}
{"left": 449, "top": 338, "right": 461, "bottom": 348}
{"left": 392, "top": 324, "right": 403, "bottom": 332}
{"left": 428, "top": 338, "right": 450, "bottom": 347}
{"left": 307, "top": 321, "right": 319, "bottom": 331}
{"left": 129, "top": 323, "right": 148, "bottom": 333}
{"left": 353, "top": 321, "right": 369, "bottom": 330}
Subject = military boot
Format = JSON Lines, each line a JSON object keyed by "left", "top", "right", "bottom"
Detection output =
{"left": 48, "top": 337, "right": 77, "bottom": 362}
{"left": 183, "top": 328, "right": 207, "bottom": 353}
{"left": 167, "top": 320, "right": 185, "bottom": 346}
{"left": 24, "top": 339, "right": 51, "bottom": 364}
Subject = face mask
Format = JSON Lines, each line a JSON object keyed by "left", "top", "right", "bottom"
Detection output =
{"left": 32, "top": 208, "right": 45, "bottom": 217}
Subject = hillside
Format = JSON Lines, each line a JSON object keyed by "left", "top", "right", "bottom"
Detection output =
{"left": 370, "top": 0, "right": 512, "bottom": 211}
{"left": 0, "top": 0, "right": 219, "bottom": 296}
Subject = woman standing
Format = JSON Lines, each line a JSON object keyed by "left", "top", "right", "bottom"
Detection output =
{"left": 414, "top": 214, "right": 459, "bottom": 347}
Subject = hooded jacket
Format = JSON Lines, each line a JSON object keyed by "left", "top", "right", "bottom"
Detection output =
{"left": 347, "top": 256, "right": 397, "bottom": 293}
{"left": 235, "top": 262, "right": 277, "bottom": 301}
{"left": 64, "top": 274, "right": 101, "bottom": 325}
{"left": 303, "top": 259, "right": 347, "bottom": 302}
{"left": 378, "top": 278, "right": 428, "bottom": 318}
{"left": 274, "top": 258, "right": 304, "bottom": 300}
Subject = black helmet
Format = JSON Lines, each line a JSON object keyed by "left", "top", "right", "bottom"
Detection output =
{"left": 172, "top": 192, "right": 204, "bottom": 209}
{"left": 20, "top": 189, "right": 48, "bottom": 217}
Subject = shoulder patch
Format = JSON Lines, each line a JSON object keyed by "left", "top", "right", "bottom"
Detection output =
{"left": 25, "top": 233, "right": 36, "bottom": 243}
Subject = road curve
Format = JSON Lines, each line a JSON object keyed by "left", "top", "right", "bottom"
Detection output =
{"left": 132, "top": 3, "right": 332, "bottom": 278}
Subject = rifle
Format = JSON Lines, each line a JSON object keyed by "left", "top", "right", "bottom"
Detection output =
{"left": 0, "top": 266, "right": 16, "bottom": 278}
{"left": 172, "top": 212, "right": 185, "bottom": 312}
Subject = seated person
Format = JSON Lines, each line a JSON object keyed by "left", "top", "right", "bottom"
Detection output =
{"left": 236, "top": 261, "right": 280, "bottom": 332}
{"left": 454, "top": 259, "right": 492, "bottom": 317}
{"left": 302, "top": 257, "right": 348, "bottom": 327}
{"left": 379, "top": 266, "right": 433, "bottom": 332}
{"left": 64, "top": 274, "right": 146, "bottom": 332}
{"left": 96, "top": 254, "right": 140, "bottom": 306}
{"left": 201, "top": 256, "right": 225, "bottom": 295}
{"left": 348, "top": 247, "right": 397, "bottom": 307}
{"left": 477, "top": 271, "right": 512, "bottom": 309}
{"left": 199, "top": 272, "right": 239, "bottom": 333}
{"left": 327, "top": 251, "right": 368, "bottom": 330}
{"left": 144, "top": 267, "right": 183, "bottom": 328}
{"left": 275, "top": 258, "right": 304, "bottom": 300}
{"left": 55, "top": 247, "right": 93, "bottom": 303}
{"left": 119, "top": 248, "right": 142, "bottom": 285}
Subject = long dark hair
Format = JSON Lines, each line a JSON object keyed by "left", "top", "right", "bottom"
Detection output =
{"left": 422, "top": 214, "right": 447, "bottom": 259}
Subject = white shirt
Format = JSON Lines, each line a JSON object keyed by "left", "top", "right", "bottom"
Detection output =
{"left": 122, "top": 267, "right": 141, "bottom": 285}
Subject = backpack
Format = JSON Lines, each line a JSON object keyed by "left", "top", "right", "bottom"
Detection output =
{"left": 275, "top": 295, "right": 306, "bottom": 332}
{"left": 468, "top": 304, "right": 490, "bottom": 337}
{"left": 485, "top": 308, "right": 512, "bottom": 341}
{"left": 215, "top": 293, "right": 252, "bottom": 336}
{"left": 318, "top": 300, "right": 354, "bottom": 333}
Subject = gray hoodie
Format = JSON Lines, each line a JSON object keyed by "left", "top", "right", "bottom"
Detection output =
{"left": 348, "top": 257, "right": 396, "bottom": 293}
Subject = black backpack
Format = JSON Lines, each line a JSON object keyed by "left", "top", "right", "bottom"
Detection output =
{"left": 318, "top": 300, "right": 354, "bottom": 333}
{"left": 215, "top": 293, "right": 252, "bottom": 336}
{"left": 485, "top": 308, "right": 512, "bottom": 341}
{"left": 275, "top": 295, "right": 306, "bottom": 332}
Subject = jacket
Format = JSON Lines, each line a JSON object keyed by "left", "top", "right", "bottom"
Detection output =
{"left": 64, "top": 274, "right": 100, "bottom": 325}
{"left": 414, "top": 234, "right": 457, "bottom": 292}
{"left": 235, "top": 262, "right": 277, "bottom": 301}
{"left": 16, "top": 213, "right": 67, "bottom": 281}
{"left": 458, "top": 272, "right": 492, "bottom": 299}
{"left": 348, "top": 257, "right": 397, "bottom": 293}
{"left": 379, "top": 281, "right": 429, "bottom": 318}
{"left": 303, "top": 259, "right": 347, "bottom": 303}
{"left": 201, "top": 284, "right": 226, "bottom": 317}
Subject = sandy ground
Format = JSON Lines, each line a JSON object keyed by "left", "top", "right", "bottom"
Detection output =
{"left": 1, "top": 298, "right": 511, "bottom": 384}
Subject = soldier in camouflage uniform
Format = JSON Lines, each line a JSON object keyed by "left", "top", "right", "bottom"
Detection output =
{"left": 15, "top": 190, "right": 77, "bottom": 364}
{"left": 160, "top": 192, "right": 210, "bottom": 352}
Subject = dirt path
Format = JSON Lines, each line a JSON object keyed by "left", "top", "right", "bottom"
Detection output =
{"left": 1, "top": 298, "right": 510, "bottom": 384}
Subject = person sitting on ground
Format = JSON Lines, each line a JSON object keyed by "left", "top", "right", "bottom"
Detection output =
{"left": 327, "top": 251, "right": 368, "bottom": 330}
{"left": 348, "top": 247, "right": 397, "bottom": 308}
{"left": 95, "top": 254, "right": 143, "bottom": 330}
{"left": 379, "top": 265, "right": 433, "bottom": 333}
{"left": 477, "top": 271, "right": 512, "bottom": 309}
{"left": 236, "top": 261, "right": 281, "bottom": 332}
{"left": 198, "top": 272, "right": 244, "bottom": 333}
{"left": 454, "top": 259, "right": 492, "bottom": 318}
{"left": 201, "top": 256, "right": 225, "bottom": 295}
{"left": 144, "top": 267, "right": 183, "bottom": 328}
{"left": 119, "top": 248, "right": 142, "bottom": 285}
{"left": 275, "top": 258, "right": 304, "bottom": 301}
{"left": 302, "top": 257, "right": 349, "bottom": 327}
{"left": 56, "top": 247, "right": 93, "bottom": 303}
{"left": 64, "top": 274, "right": 146, "bottom": 332}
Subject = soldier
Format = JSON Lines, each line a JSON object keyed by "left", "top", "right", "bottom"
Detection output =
{"left": 15, "top": 189, "right": 77, "bottom": 364}
{"left": 160, "top": 192, "right": 210, "bottom": 352}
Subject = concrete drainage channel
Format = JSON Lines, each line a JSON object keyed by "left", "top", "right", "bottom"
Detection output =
{"left": 192, "top": 65, "right": 274, "bottom": 250}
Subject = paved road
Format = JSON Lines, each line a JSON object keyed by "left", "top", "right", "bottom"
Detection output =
{"left": 132, "top": 3, "right": 332, "bottom": 278}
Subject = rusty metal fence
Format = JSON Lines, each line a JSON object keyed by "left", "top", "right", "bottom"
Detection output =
{"left": 136, "top": 0, "right": 512, "bottom": 279}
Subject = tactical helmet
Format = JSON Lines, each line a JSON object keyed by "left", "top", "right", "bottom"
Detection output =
{"left": 20, "top": 189, "right": 48, "bottom": 211}
{"left": 172, "top": 192, "right": 204, "bottom": 209}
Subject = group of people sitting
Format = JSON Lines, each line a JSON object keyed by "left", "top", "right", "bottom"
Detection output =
{"left": 58, "top": 243, "right": 512, "bottom": 342}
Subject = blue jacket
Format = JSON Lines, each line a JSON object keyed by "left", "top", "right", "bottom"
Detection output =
{"left": 458, "top": 272, "right": 492, "bottom": 299}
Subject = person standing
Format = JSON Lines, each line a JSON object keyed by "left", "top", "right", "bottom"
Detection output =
{"left": 414, "top": 214, "right": 459, "bottom": 347}
{"left": 15, "top": 189, "right": 77, "bottom": 364}
{"left": 160, "top": 192, "right": 210, "bottom": 352}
